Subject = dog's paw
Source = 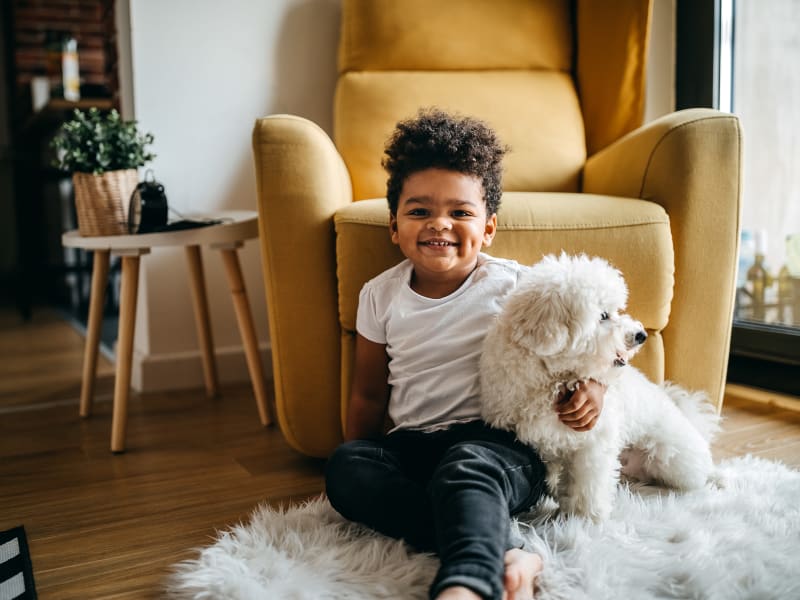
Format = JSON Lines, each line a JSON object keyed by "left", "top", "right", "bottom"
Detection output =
{"left": 706, "top": 465, "right": 727, "bottom": 490}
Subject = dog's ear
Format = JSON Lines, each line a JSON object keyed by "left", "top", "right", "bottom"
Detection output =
{"left": 505, "top": 289, "right": 571, "bottom": 356}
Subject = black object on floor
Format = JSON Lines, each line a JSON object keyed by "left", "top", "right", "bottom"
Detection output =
{"left": 0, "top": 526, "right": 37, "bottom": 600}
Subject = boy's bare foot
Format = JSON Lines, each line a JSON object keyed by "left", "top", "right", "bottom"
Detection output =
{"left": 435, "top": 586, "right": 482, "bottom": 600}
{"left": 503, "top": 548, "right": 543, "bottom": 600}
{"left": 434, "top": 549, "right": 543, "bottom": 600}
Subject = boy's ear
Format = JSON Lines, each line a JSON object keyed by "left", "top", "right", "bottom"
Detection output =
{"left": 389, "top": 214, "right": 399, "bottom": 244}
{"left": 483, "top": 213, "right": 498, "bottom": 247}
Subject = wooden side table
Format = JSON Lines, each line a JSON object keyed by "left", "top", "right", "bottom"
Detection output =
{"left": 62, "top": 210, "right": 272, "bottom": 452}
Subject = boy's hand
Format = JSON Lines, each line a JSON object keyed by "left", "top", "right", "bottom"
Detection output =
{"left": 556, "top": 380, "right": 606, "bottom": 431}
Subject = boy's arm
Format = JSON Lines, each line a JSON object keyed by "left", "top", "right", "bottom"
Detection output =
{"left": 345, "top": 333, "right": 391, "bottom": 441}
{"left": 556, "top": 380, "right": 606, "bottom": 432}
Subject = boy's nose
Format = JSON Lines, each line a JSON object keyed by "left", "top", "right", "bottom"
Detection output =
{"left": 428, "top": 217, "right": 452, "bottom": 231}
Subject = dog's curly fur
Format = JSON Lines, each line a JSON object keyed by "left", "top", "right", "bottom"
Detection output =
{"left": 480, "top": 253, "right": 720, "bottom": 521}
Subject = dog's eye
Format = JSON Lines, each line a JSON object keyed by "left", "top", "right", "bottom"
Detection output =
{"left": 600, "top": 311, "right": 610, "bottom": 321}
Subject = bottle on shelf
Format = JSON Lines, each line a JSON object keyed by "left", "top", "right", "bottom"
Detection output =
{"left": 777, "top": 265, "right": 793, "bottom": 324}
{"left": 61, "top": 35, "right": 80, "bottom": 102}
{"left": 746, "top": 230, "right": 772, "bottom": 322}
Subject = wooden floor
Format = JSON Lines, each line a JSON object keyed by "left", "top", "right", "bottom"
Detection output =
{"left": 1, "top": 308, "right": 799, "bottom": 599}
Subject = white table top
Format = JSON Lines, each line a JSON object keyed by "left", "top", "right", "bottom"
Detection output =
{"left": 62, "top": 210, "right": 258, "bottom": 250}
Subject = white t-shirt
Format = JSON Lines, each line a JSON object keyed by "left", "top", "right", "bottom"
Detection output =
{"left": 356, "top": 252, "right": 529, "bottom": 432}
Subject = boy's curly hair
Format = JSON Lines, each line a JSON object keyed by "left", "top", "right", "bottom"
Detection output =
{"left": 382, "top": 108, "right": 507, "bottom": 216}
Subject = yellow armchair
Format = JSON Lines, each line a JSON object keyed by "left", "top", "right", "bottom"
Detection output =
{"left": 253, "top": 0, "right": 742, "bottom": 458}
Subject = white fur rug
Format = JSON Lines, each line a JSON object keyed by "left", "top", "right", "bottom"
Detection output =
{"left": 168, "top": 456, "right": 800, "bottom": 599}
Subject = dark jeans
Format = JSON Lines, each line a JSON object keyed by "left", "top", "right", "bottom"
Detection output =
{"left": 325, "top": 420, "right": 546, "bottom": 600}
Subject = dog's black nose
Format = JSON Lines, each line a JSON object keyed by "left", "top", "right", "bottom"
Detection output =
{"left": 635, "top": 330, "right": 648, "bottom": 345}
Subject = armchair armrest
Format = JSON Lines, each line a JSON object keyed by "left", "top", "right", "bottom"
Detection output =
{"left": 252, "top": 115, "right": 353, "bottom": 457}
{"left": 584, "top": 108, "right": 742, "bottom": 410}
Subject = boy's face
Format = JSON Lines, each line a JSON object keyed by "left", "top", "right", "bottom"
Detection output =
{"left": 390, "top": 168, "right": 497, "bottom": 284}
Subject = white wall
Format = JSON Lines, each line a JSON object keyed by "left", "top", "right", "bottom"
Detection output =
{"left": 124, "top": 0, "right": 673, "bottom": 391}
{"left": 127, "top": 0, "right": 340, "bottom": 390}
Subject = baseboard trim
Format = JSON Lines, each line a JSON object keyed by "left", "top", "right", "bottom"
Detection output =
{"left": 725, "top": 383, "right": 800, "bottom": 412}
{"left": 132, "top": 344, "right": 273, "bottom": 393}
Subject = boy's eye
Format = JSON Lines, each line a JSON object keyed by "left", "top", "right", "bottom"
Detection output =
{"left": 407, "top": 208, "right": 428, "bottom": 217}
{"left": 452, "top": 210, "right": 472, "bottom": 218}
{"left": 600, "top": 311, "right": 610, "bottom": 321}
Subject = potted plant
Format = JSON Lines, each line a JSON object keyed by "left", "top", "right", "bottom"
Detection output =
{"left": 52, "top": 108, "right": 156, "bottom": 236}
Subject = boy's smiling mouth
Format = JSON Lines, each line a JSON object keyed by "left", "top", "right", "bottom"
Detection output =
{"left": 420, "top": 238, "right": 458, "bottom": 247}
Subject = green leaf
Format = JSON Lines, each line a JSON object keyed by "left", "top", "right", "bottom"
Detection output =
{"left": 50, "top": 108, "right": 156, "bottom": 174}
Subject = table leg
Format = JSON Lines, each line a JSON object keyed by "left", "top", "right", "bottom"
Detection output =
{"left": 185, "top": 245, "right": 219, "bottom": 398}
{"left": 219, "top": 247, "right": 272, "bottom": 426}
{"left": 111, "top": 254, "right": 141, "bottom": 453}
{"left": 80, "top": 249, "right": 110, "bottom": 417}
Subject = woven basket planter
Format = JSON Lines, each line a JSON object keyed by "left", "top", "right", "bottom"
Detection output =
{"left": 72, "top": 169, "right": 138, "bottom": 236}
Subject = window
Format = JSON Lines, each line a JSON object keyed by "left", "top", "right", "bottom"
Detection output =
{"left": 677, "top": 0, "right": 800, "bottom": 396}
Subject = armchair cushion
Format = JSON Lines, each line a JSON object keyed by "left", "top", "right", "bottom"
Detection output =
{"left": 338, "top": 0, "right": 572, "bottom": 72}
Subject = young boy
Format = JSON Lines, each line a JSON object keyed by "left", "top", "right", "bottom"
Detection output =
{"left": 325, "top": 109, "right": 605, "bottom": 600}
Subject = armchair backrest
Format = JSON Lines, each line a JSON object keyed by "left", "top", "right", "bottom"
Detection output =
{"left": 334, "top": 0, "right": 652, "bottom": 200}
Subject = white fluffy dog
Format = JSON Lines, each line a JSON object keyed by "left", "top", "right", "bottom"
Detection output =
{"left": 480, "top": 253, "right": 720, "bottom": 521}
